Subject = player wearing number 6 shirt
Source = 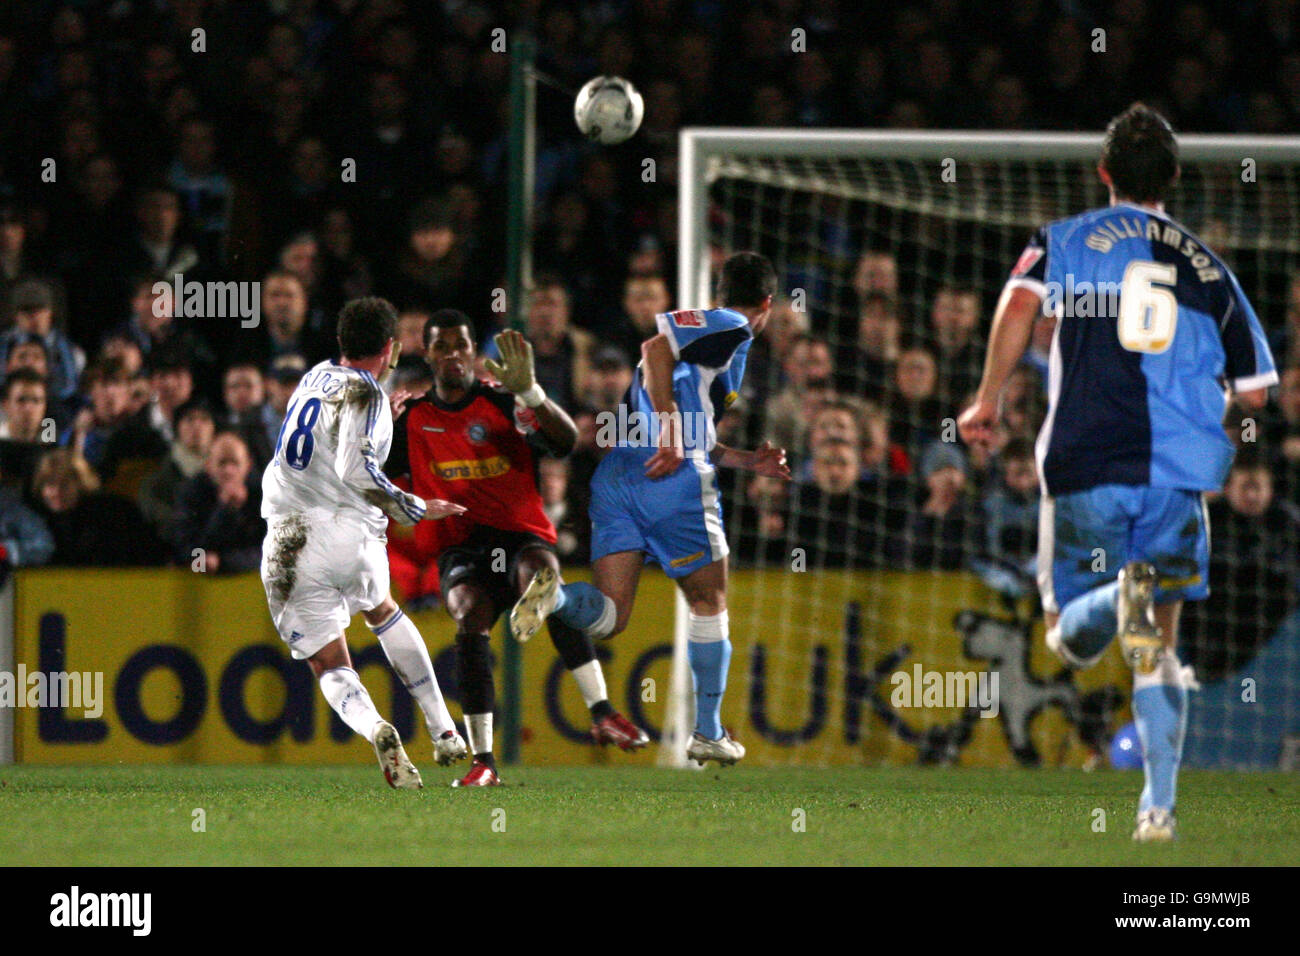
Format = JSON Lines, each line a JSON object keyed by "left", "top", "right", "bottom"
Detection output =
{"left": 958, "top": 104, "right": 1278, "bottom": 843}
{"left": 261, "top": 296, "right": 470, "bottom": 789}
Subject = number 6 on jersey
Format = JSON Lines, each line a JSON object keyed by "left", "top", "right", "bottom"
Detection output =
{"left": 1117, "top": 260, "right": 1178, "bottom": 354}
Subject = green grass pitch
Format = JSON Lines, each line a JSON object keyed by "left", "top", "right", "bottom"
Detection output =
{"left": 2, "top": 765, "right": 1297, "bottom": 866}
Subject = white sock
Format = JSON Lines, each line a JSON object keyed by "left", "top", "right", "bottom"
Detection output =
{"left": 318, "top": 667, "right": 384, "bottom": 741}
{"left": 465, "top": 712, "right": 493, "bottom": 756}
{"left": 571, "top": 659, "right": 608, "bottom": 709}
{"left": 584, "top": 594, "right": 617, "bottom": 640}
{"left": 372, "top": 608, "right": 454, "bottom": 736}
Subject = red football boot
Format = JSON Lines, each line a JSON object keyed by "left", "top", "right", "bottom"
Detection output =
{"left": 591, "top": 712, "right": 650, "bottom": 751}
{"left": 451, "top": 759, "right": 502, "bottom": 787}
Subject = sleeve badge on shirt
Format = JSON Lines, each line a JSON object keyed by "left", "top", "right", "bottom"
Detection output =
{"left": 1012, "top": 246, "right": 1044, "bottom": 277}
{"left": 669, "top": 309, "right": 705, "bottom": 328}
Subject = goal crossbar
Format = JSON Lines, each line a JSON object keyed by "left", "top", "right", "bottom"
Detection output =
{"left": 679, "top": 128, "right": 1300, "bottom": 306}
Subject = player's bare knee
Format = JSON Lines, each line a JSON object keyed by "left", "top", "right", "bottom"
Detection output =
{"left": 688, "top": 595, "right": 726, "bottom": 617}
{"left": 361, "top": 595, "right": 399, "bottom": 627}
{"left": 447, "top": 584, "right": 490, "bottom": 630}
{"left": 680, "top": 580, "right": 726, "bottom": 617}
{"left": 610, "top": 603, "right": 634, "bottom": 637}
{"left": 515, "top": 545, "right": 558, "bottom": 590}
{"left": 459, "top": 603, "right": 497, "bottom": 635}
{"left": 454, "top": 604, "right": 495, "bottom": 634}
{"left": 306, "top": 638, "right": 350, "bottom": 678}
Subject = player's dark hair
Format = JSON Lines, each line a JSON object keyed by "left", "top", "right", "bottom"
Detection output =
{"left": 717, "top": 251, "right": 777, "bottom": 308}
{"left": 337, "top": 296, "right": 398, "bottom": 359}
{"left": 423, "top": 308, "right": 475, "bottom": 349}
{"left": 1100, "top": 103, "right": 1179, "bottom": 204}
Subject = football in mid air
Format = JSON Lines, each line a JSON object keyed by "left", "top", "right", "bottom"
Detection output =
{"left": 574, "top": 75, "right": 644, "bottom": 145}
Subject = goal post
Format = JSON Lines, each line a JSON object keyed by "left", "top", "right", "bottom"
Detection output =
{"left": 666, "top": 127, "right": 1300, "bottom": 769}
{"left": 500, "top": 32, "right": 538, "bottom": 766}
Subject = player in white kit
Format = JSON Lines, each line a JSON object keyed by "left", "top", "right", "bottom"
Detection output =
{"left": 261, "top": 296, "right": 469, "bottom": 788}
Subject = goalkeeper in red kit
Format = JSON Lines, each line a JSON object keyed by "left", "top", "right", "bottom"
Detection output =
{"left": 385, "top": 309, "right": 649, "bottom": 786}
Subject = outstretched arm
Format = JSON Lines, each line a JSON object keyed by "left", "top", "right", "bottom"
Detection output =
{"left": 709, "top": 440, "right": 791, "bottom": 480}
{"left": 484, "top": 329, "right": 578, "bottom": 454}
{"left": 336, "top": 376, "right": 465, "bottom": 524}
{"left": 1232, "top": 387, "right": 1268, "bottom": 411}
{"left": 957, "top": 285, "right": 1043, "bottom": 452}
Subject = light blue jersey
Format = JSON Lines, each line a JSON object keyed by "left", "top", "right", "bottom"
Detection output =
{"left": 1009, "top": 202, "right": 1277, "bottom": 496}
{"left": 1015, "top": 203, "right": 1277, "bottom": 614}
{"left": 619, "top": 307, "right": 752, "bottom": 455}
{"left": 590, "top": 307, "right": 753, "bottom": 577}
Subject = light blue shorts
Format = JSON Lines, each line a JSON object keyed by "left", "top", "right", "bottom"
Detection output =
{"left": 589, "top": 447, "right": 728, "bottom": 579}
{"left": 1038, "top": 483, "right": 1210, "bottom": 613}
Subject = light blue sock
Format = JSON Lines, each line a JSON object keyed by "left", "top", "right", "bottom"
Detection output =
{"left": 1058, "top": 581, "right": 1120, "bottom": 662}
{"left": 550, "top": 582, "right": 603, "bottom": 630}
{"left": 687, "top": 610, "right": 732, "bottom": 739}
{"left": 1133, "top": 661, "right": 1188, "bottom": 812}
{"left": 688, "top": 638, "right": 731, "bottom": 739}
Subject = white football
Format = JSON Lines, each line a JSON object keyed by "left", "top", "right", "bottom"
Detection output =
{"left": 574, "top": 75, "right": 644, "bottom": 145}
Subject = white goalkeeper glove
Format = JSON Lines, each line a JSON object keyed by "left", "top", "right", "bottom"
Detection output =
{"left": 484, "top": 329, "right": 546, "bottom": 407}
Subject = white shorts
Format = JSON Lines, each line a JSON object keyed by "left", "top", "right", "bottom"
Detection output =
{"left": 261, "top": 511, "right": 389, "bottom": 660}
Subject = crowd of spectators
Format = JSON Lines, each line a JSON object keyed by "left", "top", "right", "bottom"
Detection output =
{"left": 0, "top": 0, "right": 1295, "bottom": 660}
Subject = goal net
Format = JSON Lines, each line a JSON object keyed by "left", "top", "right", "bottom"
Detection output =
{"left": 662, "top": 130, "right": 1300, "bottom": 770}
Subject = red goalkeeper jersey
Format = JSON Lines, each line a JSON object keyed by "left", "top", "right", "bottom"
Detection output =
{"left": 385, "top": 380, "right": 559, "bottom": 547}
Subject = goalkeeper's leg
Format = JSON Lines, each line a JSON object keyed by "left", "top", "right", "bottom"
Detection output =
{"left": 514, "top": 548, "right": 648, "bottom": 749}
{"left": 542, "top": 576, "right": 622, "bottom": 641}
{"left": 510, "top": 550, "right": 622, "bottom": 642}
{"left": 553, "top": 548, "right": 643, "bottom": 640}
{"left": 445, "top": 581, "right": 503, "bottom": 787}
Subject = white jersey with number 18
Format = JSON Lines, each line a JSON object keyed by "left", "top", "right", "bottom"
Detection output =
{"left": 261, "top": 360, "right": 425, "bottom": 537}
